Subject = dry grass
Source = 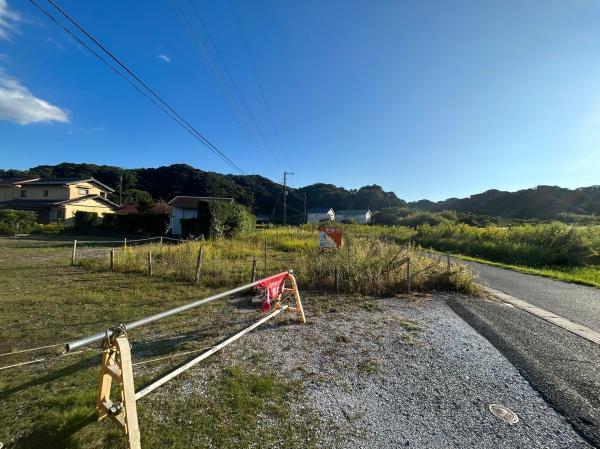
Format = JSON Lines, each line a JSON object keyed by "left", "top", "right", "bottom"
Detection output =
{"left": 77, "top": 228, "right": 480, "bottom": 295}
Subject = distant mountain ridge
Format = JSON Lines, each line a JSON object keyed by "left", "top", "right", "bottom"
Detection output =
{"left": 2, "top": 163, "right": 598, "bottom": 221}
{"left": 410, "top": 185, "right": 600, "bottom": 219}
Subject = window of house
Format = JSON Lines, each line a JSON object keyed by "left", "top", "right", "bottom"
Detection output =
{"left": 78, "top": 188, "right": 89, "bottom": 196}
{"left": 20, "top": 190, "right": 27, "bottom": 198}
{"left": 43, "top": 190, "right": 49, "bottom": 197}
{"left": 50, "top": 209, "right": 65, "bottom": 221}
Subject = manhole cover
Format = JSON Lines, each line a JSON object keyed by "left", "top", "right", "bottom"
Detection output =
{"left": 489, "top": 404, "right": 519, "bottom": 424}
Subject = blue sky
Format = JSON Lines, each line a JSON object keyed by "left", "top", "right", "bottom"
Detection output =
{"left": 1, "top": 0, "right": 600, "bottom": 201}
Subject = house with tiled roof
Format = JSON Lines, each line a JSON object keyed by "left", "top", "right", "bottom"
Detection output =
{"left": 0, "top": 177, "right": 118, "bottom": 224}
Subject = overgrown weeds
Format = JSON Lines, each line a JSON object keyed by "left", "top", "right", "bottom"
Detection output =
{"left": 78, "top": 228, "right": 480, "bottom": 295}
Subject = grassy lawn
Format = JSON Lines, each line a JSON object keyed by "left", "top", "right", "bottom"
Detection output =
{"left": 0, "top": 237, "right": 319, "bottom": 449}
{"left": 447, "top": 252, "right": 600, "bottom": 288}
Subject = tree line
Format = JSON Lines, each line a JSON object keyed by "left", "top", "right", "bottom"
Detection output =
{"left": 2, "top": 162, "right": 600, "bottom": 222}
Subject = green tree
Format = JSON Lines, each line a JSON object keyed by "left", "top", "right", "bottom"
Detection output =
{"left": 0, "top": 209, "right": 38, "bottom": 235}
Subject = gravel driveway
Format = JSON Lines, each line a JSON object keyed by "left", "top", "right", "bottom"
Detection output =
{"left": 226, "top": 294, "right": 591, "bottom": 448}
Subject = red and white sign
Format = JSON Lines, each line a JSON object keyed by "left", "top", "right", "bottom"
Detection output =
{"left": 319, "top": 226, "right": 342, "bottom": 250}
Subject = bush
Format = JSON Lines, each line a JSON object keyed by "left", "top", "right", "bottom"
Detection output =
{"left": 74, "top": 211, "right": 99, "bottom": 229}
{"left": 415, "top": 222, "right": 596, "bottom": 266}
{"left": 397, "top": 211, "right": 448, "bottom": 227}
{"left": 186, "top": 201, "right": 255, "bottom": 239}
{"left": 0, "top": 209, "right": 38, "bottom": 235}
{"left": 372, "top": 207, "right": 412, "bottom": 225}
{"left": 32, "top": 223, "right": 65, "bottom": 234}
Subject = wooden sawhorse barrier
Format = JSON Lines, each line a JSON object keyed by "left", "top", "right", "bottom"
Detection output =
{"left": 93, "top": 272, "right": 305, "bottom": 449}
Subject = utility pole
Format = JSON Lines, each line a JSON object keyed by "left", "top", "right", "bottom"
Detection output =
{"left": 283, "top": 171, "right": 294, "bottom": 225}
{"left": 304, "top": 192, "right": 307, "bottom": 224}
{"left": 119, "top": 171, "right": 124, "bottom": 206}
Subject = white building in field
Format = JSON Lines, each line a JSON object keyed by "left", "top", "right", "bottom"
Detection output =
{"left": 168, "top": 196, "right": 234, "bottom": 235}
{"left": 336, "top": 209, "right": 372, "bottom": 224}
{"left": 307, "top": 207, "right": 335, "bottom": 223}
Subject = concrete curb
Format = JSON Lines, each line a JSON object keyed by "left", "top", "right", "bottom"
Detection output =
{"left": 485, "top": 287, "right": 600, "bottom": 345}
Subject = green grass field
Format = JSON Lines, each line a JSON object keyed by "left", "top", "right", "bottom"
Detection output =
{"left": 0, "top": 237, "right": 320, "bottom": 449}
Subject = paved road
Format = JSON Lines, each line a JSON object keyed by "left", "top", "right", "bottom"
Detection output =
{"left": 448, "top": 261, "right": 600, "bottom": 447}
{"left": 463, "top": 260, "right": 600, "bottom": 331}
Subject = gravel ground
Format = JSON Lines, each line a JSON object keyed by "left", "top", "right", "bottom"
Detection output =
{"left": 178, "top": 294, "right": 591, "bottom": 449}
{"left": 463, "top": 260, "right": 600, "bottom": 331}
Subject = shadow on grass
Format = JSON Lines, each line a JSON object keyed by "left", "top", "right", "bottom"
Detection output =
{"left": 14, "top": 411, "right": 98, "bottom": 449}
{"left": 0, "top": 355, "right": 98, "bottom": 400}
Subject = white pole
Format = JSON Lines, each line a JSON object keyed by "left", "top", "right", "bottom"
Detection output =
{"left": 135, "top": 305, "right": 288, "bottom": 401}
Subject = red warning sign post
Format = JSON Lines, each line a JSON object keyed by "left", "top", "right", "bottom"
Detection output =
{"left": 319, "top": 226, "right": 342, "bottom": 251}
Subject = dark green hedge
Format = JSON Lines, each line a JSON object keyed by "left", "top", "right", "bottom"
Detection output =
{"left": 181, "top": 201, "right": 255, "bottom": 238}
{"left": 74, "top": 211, "right": 99, "bottom": 228}
{"left": 103, "top": 213, "right": 170, "bottom": 235}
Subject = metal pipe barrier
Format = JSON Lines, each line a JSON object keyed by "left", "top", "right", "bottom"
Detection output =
{"left": 87, "top": 270, "right": 305, "bottom": 449}
{"left": 65, "top": 271, "right": 292, "bottom": 352}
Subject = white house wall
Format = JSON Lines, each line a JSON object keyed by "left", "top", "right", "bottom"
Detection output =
{"left": 171, "top": 207, "right": 198, "bottom": 235}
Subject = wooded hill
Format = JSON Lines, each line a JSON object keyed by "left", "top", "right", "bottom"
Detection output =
{"left": 2, "top": 163, "right": 599, "bottom": 221}
{"left": 0, "top": 163, "right": 405, "bottom": 223}
{"left": 410, "top": 185, "right": 600, "bottom": 220}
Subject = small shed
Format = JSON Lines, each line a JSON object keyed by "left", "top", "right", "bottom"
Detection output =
{"left": 168, "top": 196, "right": 234, "bottom": 235}
{"left": 307, "top": 207, "right": 335, "bottom": 223}
{"left": 336, "top": 209, "right": 372, "bottom": 224}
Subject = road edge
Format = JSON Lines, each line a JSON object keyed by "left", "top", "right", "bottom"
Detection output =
{"left": 485, "top": 287, "right": 600, "bottom": 345}
{"left": 446, "top": 295, "right": 599, "bottom": 448}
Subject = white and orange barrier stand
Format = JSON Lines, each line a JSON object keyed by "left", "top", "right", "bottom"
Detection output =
{"left": 256, "top": 271, "right": 306, "bottom": 323}
{"left": 85, "top": 271, "right": 304, "bottom": 449}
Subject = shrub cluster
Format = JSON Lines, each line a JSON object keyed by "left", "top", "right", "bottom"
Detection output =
{"left": 74, "top": 211, "right": 99, "bottom": 228}
{"left": 0, "top": 209, "right": 38, "bottom": 235}
{"left": 181, "top": 201, "right": 255, "bottom": 239}
{"left": 103, "top": 213, "right": 170, "bottom": 235}
{"left": 31, "top": 223, "right": 65, "bottom": 234}
{"left": 414, "top": 222, "right": 596, "bottom": 266}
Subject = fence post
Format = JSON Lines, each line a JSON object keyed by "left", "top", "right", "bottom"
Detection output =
{"left": 447, "top": 254, "right": 451, "bottom": 271}
{"left": 263, "top": 237, "right": 268, "bottom": 275}
{"left": 71, "top": 239, "right": 77, "bottom": 265}
{"left": 406, "top": 257, "right": 411, "bottom": 293}
{"left": 110, "top": 250, "right": 115, "bottom": 272}
{"left": 148, "top": 252, "right": 153, "bottom": 276}
{"left": 334, "top": 266, "right": 339, "bottom": 294}
{"left": 251, "top": 256, "right": 257, "bottom": 283}
{"left": 195, "top": 246, "right": 204, "bottom": 286}
{"left": 123, "top": 237, "right": 127, "bottom": 249}
{"left": 160, "top": 236, "right": 163, "bottom": 245}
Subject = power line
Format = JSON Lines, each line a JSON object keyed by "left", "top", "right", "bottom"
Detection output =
{"left": 32, "top": 0, "right": 299, "bottom": 215}
{"left": 174, "top": 1, "right": 275, "bottom": 173}
{"left": 181, "top": 0, "right": 287, "bottom": 171}
{"left": 33, "top": 0, "right": 246, "bottom": 176}
{"left": 229, "top": 0, "right": 292, "bottom": 168}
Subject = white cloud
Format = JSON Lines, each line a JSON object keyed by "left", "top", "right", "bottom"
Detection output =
{"left": 0, "top": 0, "right": 19, "bottom": 40}
{"left": 157, "top": 53, "right": 171, "bottom": 64}
{"left": 0, "top": 69, "right": 69, "bottom": 125}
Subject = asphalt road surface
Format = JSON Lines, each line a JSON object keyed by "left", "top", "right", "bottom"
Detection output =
{"left": 449, "top": 261, "right": 600, "bottom": 447}
{"left": 463, "top": 260, "right": 600, "bottom": 331}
